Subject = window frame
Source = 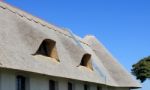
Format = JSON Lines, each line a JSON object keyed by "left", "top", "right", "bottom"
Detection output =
{"left": 49, "top": 80, "right": 58, "bottom": 90}
{"left": 97, "top": 86, "right": 102, "bottom": 90}
{"left": 84, "top": 84, "right": 90, "bottom": 90}
{"left": 16, "top": 75, "right": 26, "bottom": 90}
{"left": 68, "top": 82, "right": 75, "bottom": 90}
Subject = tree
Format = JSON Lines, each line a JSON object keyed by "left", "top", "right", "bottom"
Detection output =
{"left": 131, "top": 56, "right": 150, "bottom": 83}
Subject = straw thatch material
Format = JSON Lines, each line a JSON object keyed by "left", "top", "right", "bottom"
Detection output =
{"left": 0, "top": 2, "right": 140, "bottom": 88}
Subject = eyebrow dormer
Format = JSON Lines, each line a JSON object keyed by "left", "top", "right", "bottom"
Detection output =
{"left": 80, "top": 53, "right": 93, "bottom": 70}
{"left": 34, "top": 39, "right": 59, "bottom": 62}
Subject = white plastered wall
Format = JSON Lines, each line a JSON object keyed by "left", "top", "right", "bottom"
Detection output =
{"left": 0, "top": 69, "right": 130, "bottom": 90}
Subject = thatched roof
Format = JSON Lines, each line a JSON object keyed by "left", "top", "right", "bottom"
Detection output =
{"left": 0, "top": 2, "right": 140, "bottom": 88}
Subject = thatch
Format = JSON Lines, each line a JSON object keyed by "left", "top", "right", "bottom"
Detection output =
{"left": 0, "top": 2, "right": 140, "bottom": 88}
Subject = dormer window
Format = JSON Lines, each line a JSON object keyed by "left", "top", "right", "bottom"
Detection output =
{"left": 80, "top": 53, "right": 93, "bottom": 70}
{"left": 34, "top": 39, "right": 59, "bottom": 62}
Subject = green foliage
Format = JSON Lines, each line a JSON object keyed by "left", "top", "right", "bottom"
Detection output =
{"left": 132, "top": 56, "right": 150, "bottom": 83}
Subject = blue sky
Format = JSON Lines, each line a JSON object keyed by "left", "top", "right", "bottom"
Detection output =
{"left": 4, "top": 0, "right": 150, "bottom": 90}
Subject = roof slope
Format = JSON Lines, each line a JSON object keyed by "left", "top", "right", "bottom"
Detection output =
{"left": 0, "top": 2, "right": 140, "bottom": 88}
{"left": 83, "top": 36, "right": 141, "bottom": 87}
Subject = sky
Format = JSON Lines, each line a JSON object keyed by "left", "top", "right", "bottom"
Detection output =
{"left": 3, "top": 0, "right": 150, "bottom": 90}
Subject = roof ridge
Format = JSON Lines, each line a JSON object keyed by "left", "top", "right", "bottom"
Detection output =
{"left": 0, "top": 1, "right": 91, "bottom": 48}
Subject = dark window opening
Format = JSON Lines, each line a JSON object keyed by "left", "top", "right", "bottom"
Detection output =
{"left": 49, "top": 80, "right": 56, "bottom": 90}
{"left": 34, "top": 39, "right": 59, "bottom": 61}
{"left": 84, "top": 84, "right": 90, "bottom": 90}
{"left": 80, "top": 54, "right": 93, "bottom": 70}
{"left": 68, "top": 82, "right": 73, "bottom": 90}
{"left": 16, "top": 75, "right": 26, "bottom": 90}
{"left": 97, "top": 86, "right": 102, "bottom": 90}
